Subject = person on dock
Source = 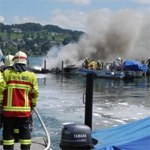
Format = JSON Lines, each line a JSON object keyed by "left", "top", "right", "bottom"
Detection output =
{"left": 3, "top": 54, "right": 14, "bottom": 70}
{"left": 0, "top": 51, "right": 39, "bottom": 150}
{"left": 3, "top": 54, "right": 21, "bottom": 143}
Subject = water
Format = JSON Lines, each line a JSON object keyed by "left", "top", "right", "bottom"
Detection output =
{"left": 5, "top": 56, "right": 150, "bottom": 150}
{"left": 28, "top": 56, "right": 46, "bottom": 69}
{"left": 34, "top": 73, "right": 150, "bottom": 150}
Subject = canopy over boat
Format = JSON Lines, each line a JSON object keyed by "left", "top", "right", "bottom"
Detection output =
{"left": 92, "top": 116, "right": 150, "bottom": 150}
{"left": 123, "top": 60, "right": 147, "bottom": 72}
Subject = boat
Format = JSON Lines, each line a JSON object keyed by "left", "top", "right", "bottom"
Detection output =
{"left": 123, "top": 60, "right": 147, "bottom": 78}
{"left": 0, "top": 108, "right": 52, "bottom": 150}
{"left": 123, "top": 70, "right": 136, "bottom": 80}
{"left": 78, "top": 68, "right": 96, "bottom": 76}
{"left": 96, "top": 69, "right": 125, "bottom": 79}
{"left": 92, "top": 116, "right": 150, "bottom": 150}
{"left": 63, "top": 64, "right": 79, "bottom": 75}
{"left": 78, "top": 68, "right": 125, "bottom": 79}
{"left": 50, "top": 67, "right": 61, "bottom": 74}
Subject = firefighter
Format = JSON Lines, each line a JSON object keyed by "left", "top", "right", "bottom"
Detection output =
{"left": 82, "top": 58, "right": 90, "bottom": 69}
{"left": 89, "top": 60, "right": 95, "bottom": 70}
{"left": 3, "top": 54, "right": 19, "bottom": 142}
{"left": 4, "top": 54, "right": 14, "bottom": 68}
{"left": 1, "top": 51, "right": 39, "bottom": 150}
{"left": 111, "top": 61, "right": 117, "bottom": 71}
{"left": 96, "top": 60, "right": 102, "bottom": 70}
{"left": 0, "top": 54, "right": 14, "bottom": 72}
{"left": 3, "top": 54, "right": 20, "bottom": 143}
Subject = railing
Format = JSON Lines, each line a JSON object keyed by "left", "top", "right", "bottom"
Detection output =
{"left": 34, "top": 108, "right": 51, "bottom": 150}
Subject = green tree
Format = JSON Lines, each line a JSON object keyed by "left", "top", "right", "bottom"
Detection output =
{"left": 52, "top": 35, "right": 55, "bottom": 41}
{"left": 41, "top": 42, "right": 51, "bottom": 54}
{"left": 0, "top": 36, "right": 2, "bottom": 42}
{"left": 62, "top": 37, "right": 72, "bottom": 45}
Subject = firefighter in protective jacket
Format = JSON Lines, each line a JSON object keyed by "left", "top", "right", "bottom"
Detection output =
{"left": 89, "top": 60, "right": 95, "bottom": 70}
{"left": 3, "top": 54, "right": 21, "bottom": 143}
{"left": 0, "top": 51, "right": 39, "bottom": 150}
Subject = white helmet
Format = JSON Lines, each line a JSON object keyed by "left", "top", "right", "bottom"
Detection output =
{"left": 14, "top": 51, "right": 27, "bottom": 64}
{"left": 116, "top": 57, "right": 121, "bottom": 61}
{"left": 4, "top": 54, "right": 14, "bottom": 66}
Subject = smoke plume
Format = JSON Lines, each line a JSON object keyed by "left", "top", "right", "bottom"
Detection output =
{"left": 45, "top": 9, "right": 150, "bottom": 69}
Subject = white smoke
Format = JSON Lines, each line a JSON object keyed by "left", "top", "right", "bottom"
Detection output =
{"left": 45, "top": 9, "right": 150, "bottom": 69}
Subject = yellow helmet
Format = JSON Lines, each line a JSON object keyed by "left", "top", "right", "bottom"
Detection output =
{"left": 4, "top": 54, "right": 14, "bottom": 66}
{"left": 14, "top": 51, "right": 27, "bottom": 64}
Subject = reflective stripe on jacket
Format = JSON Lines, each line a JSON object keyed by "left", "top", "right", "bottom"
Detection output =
{"left": 0, "top": 72, "right": 5, "bottom": 107}
{"left": 2, "top": 69, "right": 39, "bottom": 117}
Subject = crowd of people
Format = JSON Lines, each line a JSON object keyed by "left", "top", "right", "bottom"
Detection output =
{"left": 82, "top": 58, "right": 103, "bottom": 70}
{"left": 0, "top": 51, "right": 39, "bottom": 150}
{"left": 82, "top": 57, "right": 124, "bottom": 71}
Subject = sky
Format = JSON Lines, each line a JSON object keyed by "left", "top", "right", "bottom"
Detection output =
{"left": 0, "top": 0, "right": 150, "bottom": 68}
{"left": 0, "top": 0, "right": 150, "bottom": 31}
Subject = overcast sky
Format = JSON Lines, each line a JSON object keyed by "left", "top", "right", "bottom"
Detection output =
{"left": 0, "top": 0, "right": 150, "bottom": 31}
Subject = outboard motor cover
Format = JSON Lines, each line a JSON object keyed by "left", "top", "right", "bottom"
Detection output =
{"left": 60, "top": 123, "right": 93, "bottom": 150}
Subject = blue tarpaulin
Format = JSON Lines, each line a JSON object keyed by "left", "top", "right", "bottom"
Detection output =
{"left": 92, "top": 117, "right": 150, "bottom": 150}
{"left": 123, "top": 60, "right": 147, "bottom": 72}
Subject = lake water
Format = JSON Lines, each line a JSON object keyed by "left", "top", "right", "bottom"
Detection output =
{"left": 34, "top": 73, "right": 150, "bottom": 150}
{"left": 2, "top": 56, "right": 150, "bottom": 150}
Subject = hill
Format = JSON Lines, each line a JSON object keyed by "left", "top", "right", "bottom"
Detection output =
{"left": 0, "top": 23, "right": 84, "bottom": 56}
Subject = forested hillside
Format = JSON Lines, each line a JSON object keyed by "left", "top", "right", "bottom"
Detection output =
{"left": 0, "top": 23, "right": 84, "bottom": 56}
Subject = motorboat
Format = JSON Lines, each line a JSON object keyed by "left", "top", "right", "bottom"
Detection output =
{"left": 123, "top": 60, "right": 147, "bottom": 78}
{"left": 78, "top": 68, "right": 125, "bottom": 80}
{"left": 96, "top": 69, "right": 125, "bottom": 79}
{"left": 50, "top": 67, "right": 61, "bottom": 74}
{"left": 63, "top": 64, "right": 79, "bottom": 75}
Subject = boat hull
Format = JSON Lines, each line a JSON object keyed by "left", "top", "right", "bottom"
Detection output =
{"left": 63, "top": 66, "right": 79, "bottom": 75}
{"left": 123, "top": 60, "right": 146, "bottom": 77}
{"left": 78, "top": 68, "right": 125, "bottom": 79}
